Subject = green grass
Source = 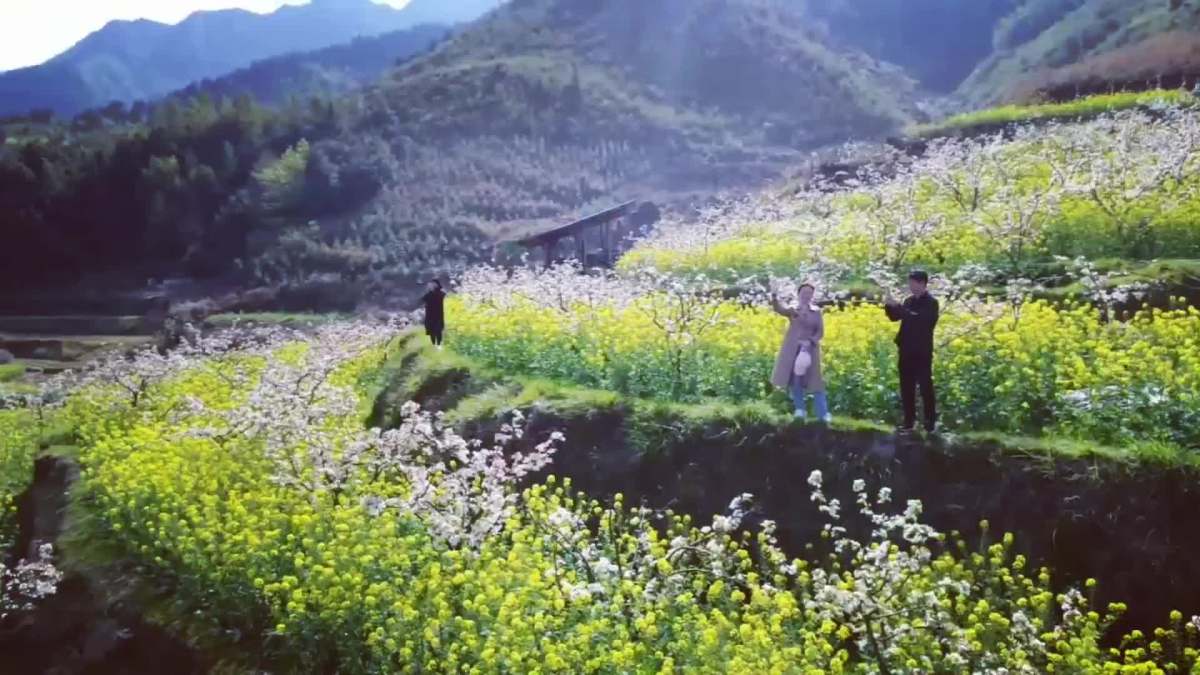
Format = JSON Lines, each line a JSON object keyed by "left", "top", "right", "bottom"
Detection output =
{"left": 0, "top": 382, "right": 40, "bottom": 397}
{"left": 911, "top": 89, "right": 1195, "bottom": 138}
{"left": 0, "top": 362, "right": 25, "bottom": 383}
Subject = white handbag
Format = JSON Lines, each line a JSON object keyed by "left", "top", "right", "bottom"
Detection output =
{"left": 793, "top": 346, "right": 812, "bottom": 377}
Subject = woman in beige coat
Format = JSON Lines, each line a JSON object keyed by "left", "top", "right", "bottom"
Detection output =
{"left": 770, "top": 282, "right": 830, "bottom": 423}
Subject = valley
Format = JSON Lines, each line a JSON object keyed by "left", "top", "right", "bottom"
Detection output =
{"left": 4, "top": 0, "right": 1200, "bottom": 672}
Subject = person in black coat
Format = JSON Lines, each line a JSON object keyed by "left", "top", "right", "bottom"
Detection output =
{"left": 421, "top": 279, "right": 446, "bottom": 348}
{"left": 884, "top": 270, "right": 939, "bottom": 433}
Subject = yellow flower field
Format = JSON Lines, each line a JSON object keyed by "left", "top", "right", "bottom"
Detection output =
{"left": 47, "top": 325, "right": 1200, "bottom": 672}
{"left": 448, "top": 296, "right": 1200, "bottom": 450}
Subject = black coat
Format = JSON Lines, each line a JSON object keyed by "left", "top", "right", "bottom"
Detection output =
{"left": 422, "top": 290, "right": 445, "bottom": 331}
{"left": 885, "top": 293, "right": 939, "bottom": 358}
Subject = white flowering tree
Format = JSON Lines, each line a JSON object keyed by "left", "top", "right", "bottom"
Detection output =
{"left": 1047, "top": 109, "right": 1200, "bottom": 257}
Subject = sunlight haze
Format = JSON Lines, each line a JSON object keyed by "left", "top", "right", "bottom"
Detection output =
{"left": 0, "top": 0, "right": 413, "bottom": 72}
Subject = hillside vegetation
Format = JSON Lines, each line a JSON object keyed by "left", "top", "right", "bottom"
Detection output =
{"left": 800, "top": 0, "right": 1200, "bottom": 103}
{"left": 962, "top": 0, "right": 1200, "bottom": 103}
{"left": 800, "top": 0, "right": 1017, "bottom": 92}
{"left": 0, "top": 0, "right": 922, "bottom": 309}
{"left": 911, "top": 88, "right": 1195, "bottom": 138}
{"left": 237, "top": 0, "right": 922, "bottom": 296}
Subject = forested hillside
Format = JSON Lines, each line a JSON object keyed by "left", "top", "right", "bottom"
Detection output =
{"left": 962, "top": 0, "right": 1200, "bottom": 102}
{"left": 801, "top": 0, "right": 1016, "bottom": 91}
{"left": 803, "top": 0, "right": 1200, "bottom": 102}
{"left": 0, "top": 0, "right": 919, "bottom": 309}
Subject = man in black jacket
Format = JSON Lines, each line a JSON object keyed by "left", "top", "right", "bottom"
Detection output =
{"left": 421, "top": 279, "right": 446, "bottom": 348}
{"left": 884, "top": 270, "right": 939, "bottom": 433}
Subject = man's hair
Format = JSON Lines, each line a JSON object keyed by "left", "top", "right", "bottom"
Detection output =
{"left": 429, "top": 278, "right": 443, "bottom": 289}
{"left": 908, "top": 270, "right": 929, "bottom": 284}
{"left": 798, "top": 281, "right": 815, "bottom": 291}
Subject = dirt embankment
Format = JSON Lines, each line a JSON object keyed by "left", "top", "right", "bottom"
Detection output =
{"left": 1, "top": 456, "right": 203, "bottom": 675}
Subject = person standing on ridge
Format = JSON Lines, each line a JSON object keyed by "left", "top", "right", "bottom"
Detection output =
{"left": 770, "top": 281, "right": 831, "bottom": 424}
{"left": 421, "top": 279, "right": 446, "bottom": 348}
{"left": 885, "top": 270, "right": 939, "bottom": 433}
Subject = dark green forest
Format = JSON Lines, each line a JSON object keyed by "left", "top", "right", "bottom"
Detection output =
{"left": 2, "top": 95, "right": 402, "bottom": 295}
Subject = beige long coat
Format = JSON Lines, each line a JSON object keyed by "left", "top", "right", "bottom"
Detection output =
{"left": 770, "top": 299, "right": 826, "bottom": 392}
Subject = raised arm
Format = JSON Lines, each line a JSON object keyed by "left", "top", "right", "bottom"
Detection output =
{"left": 770, "top": 293, "right": 795, "bottom": 318}
{"left": 884, "top": 300, "right": 905, "bottom": 322}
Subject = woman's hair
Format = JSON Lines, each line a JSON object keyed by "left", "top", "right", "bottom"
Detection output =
{"left": 428, "top": 278, "right": 443, "bottom": 289}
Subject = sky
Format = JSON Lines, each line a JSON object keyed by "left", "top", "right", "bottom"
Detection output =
{"left": 0, "top": 0, "right": 411, "bottom": 72}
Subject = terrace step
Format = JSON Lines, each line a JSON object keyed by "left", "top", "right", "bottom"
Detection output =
{"left": 18, "top": 359, "right": 92, "bottom": 375}
{"left": 0, "top": 334, "right": 154, "bottom": 361}
{"left": 0, "top": 316, "right": 155, "bottom": 336}
{"left": 0, "top": 292, "right": 166, "bottom": 317}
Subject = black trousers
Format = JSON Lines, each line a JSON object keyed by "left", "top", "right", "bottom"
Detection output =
{"left": 898, "top": 351, "right": 936, "bottom": 430}
{"left": 426, "top": 325, "right": 443, "bottom": 346}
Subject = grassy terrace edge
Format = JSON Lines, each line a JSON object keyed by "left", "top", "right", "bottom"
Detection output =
{"left": 375, "top": 330, "right": 1200, "bottom": 475}
{"left": 909, "top": 89, "right": 1196, "bottom": 139}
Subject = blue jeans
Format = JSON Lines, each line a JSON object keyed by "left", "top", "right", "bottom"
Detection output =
{"left": 790, "top": 378, "right": 829, "bottom": 419}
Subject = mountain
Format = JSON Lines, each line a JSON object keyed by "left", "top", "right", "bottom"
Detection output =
{"left": 399, "top": 0, "right": 508, "bottom": 25}
{"left": 0, "top": 0, "right": 922, "bottom": 306}
{"left": 170, "top": 25, "right": 451, "bottom": 108}
{"left": 799, "top": 0, "right": 1200, "bottom": 102}
{"left": 261, "top": 0, "right": 923, "bottom": 271}
{"left": 960, "top": 0, "right": 1200, "bottom": 103}
{"left": 0, "top": 0, "right": 503, "bottom": 118}
{"left": 800, "top": 0, "right": 1018, "bottom": 92}
{"left": 374, "top": 0, "right": 919, "bottom": 148}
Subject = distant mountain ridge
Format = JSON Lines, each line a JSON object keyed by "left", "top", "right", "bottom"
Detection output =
{"left": 0, "top": 0, "right": 504, "bottom": 117}
{"left": 170, "top": 24, "right": 451, "bottom": 107}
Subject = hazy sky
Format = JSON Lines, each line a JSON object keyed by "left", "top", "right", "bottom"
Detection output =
{"left": 0, "top": 0, "right": 412, "bottom": 72}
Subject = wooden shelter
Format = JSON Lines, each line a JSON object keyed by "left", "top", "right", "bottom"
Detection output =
{"left": 517, "top": 200, "right": 642, "bottom": 268}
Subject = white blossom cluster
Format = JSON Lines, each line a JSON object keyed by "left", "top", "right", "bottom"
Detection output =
{"left": 628, "top": 106, "right": 1200, "bottom": 285}
{"left": 128, "top": 319, "right": 562, "bottom": 551}
{"left": 805, "top": 471, "right": 1046, "bottom": 672}
{"left": 529, "top": 492, "right": 780, "bottom": 607}
{"left": 1, "top": 543, "right": 62, "bottom": 619}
